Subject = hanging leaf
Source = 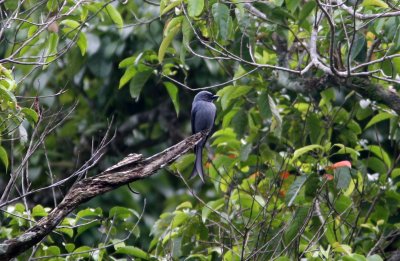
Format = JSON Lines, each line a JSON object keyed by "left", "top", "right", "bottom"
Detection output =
{"left": 163, "top": 82, "right": 180, "bottom": 116}
{"left": 77, "top": 32, "right": 87, "bottom": 56}
{"left": 335, "top": 167, "right": 351, "bottom": 190}
{"left": 45, "top": 33, "right": 59, "bottom": 64}
{"left": 21, "top": 107, "right": 39, "bottom": 124}
{"left": 0, "top": 146, "right": 8, "bottom": 171}
{"left": 105, "top": 4, "right": 123, "bottom": 28}
{"left": 211, "top": 3, "right": 231, "bottom": 41}
{"left": 286, "top": 175, "right": 308, "bottom": 206}
{"left": 158, "top": 24, "right": 181, "bottom": 63}
{"left": 368, "top": 145, "right": 391, "bottom": 169}
{"left": 129, "top": 68, "right": 153, "bottom": 100}
{"left": 188, "top": 0, "right": 204, "bottom": 17}
{"left": 349, "top": 33, "right": 366, "bottom": 62}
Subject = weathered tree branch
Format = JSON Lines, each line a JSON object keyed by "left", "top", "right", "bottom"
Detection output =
{"left": 0, "top": 131, "right": 206, "bottom": 261}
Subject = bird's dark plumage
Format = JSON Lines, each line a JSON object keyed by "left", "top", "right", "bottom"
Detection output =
{"left": 190, "top": 91, "right": 218, "bottom": 182}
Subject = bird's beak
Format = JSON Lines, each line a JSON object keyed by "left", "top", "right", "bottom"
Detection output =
{"left": 212, "top": 95, "right": 219, "bottom": 100}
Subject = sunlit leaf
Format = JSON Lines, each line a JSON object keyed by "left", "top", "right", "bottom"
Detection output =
{"left": 105, "top": 4, "right": 123, "bottom": 28}
{"left": 291, "top": 144, "right": 324, "bottom": 162}
{"left": 188, "top": 0, "right": 204, "bottom": 17}
{"left": 202, "top": 198, "right": 224, "bottom": 222}
{"left": 364, "top": 112, "right": 396, "bottom": 130}
{"left": 21, "top": 108, "right": 39, "bottom": 124}
{"left": 362, "top": 0, "right": 388, "bottom": 8}
{"left": 115, "top": 246, "right": 149, "bottom": 260}
{"left": 158, "top": 24, "right": 181, "bottom": 63}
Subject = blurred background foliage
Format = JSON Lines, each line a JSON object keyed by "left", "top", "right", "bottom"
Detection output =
{"left": 0, "top": 0, "right": 400, "bottom": 260}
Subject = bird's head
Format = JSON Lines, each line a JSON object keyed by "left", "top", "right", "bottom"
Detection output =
{"left": 194, "top": 91, "right": 219, "bottom": 102}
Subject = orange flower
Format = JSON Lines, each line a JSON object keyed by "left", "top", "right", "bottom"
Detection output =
{"left": 326, "top": 160, "right": 352, "bottom": 170}
{"left": 279, "top": 190, "right": 286, "bottom": 197}
{"left": 280, "top": 171, "right": 290, "bottom": 179}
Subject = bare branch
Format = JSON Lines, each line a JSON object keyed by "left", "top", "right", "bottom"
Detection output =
{"left": 0, "top": 131, "right": 206, "bottom": 260}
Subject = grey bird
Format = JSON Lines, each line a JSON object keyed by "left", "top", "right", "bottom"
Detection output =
{"left": 190, "top": 91, "right": 218, "bottom": 183}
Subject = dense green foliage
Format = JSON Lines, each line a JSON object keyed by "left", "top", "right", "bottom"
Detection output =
{"left": 0, "top": 0, "right": 400, "bottom": 260}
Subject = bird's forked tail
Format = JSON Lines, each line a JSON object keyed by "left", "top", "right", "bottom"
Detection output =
{"left": 189, "top": 145, "right": 205, "bottom": 183}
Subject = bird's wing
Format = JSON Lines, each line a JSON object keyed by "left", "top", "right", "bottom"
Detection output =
{"left": 191, "top": 102, "right": 198, "bottom": 134}
{"left": 192, "top": 101, "right": 216, "bottom": 133}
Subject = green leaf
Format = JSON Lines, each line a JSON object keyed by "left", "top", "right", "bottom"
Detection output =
{"left": 188, "top": 0, "right": 204, "bottom": 17}
{"left": 0, "top": 146, "right": 8, "bottom": 171}
{"left": 362, "top": 0, "right": 388, "bottom": 8}
{"left": 258, "top": 91, "right": 272, "bottom": 119}
{"left": 160, "top": 0, "right": 182, "bottom": 16}
{"left": 212, "top": 3, "right": 231, "bottom": 41}
{"left": 368, "top": 145, "right": 391, "bottom": 168}
{"left": 186, "top": 254, "right": 208, "bottom": 261}
{"left": 367, "top": 254, "right": 384, "bottom": 261}
{"left": 285, "top": 0, "right": 300, "bottom": 13}
{"left": 158, "top": 24, "right": 181, "bottom": 63}
{"left": 164, "top": 16, "right": 183, "bottom": 37}
{"left": 77, "top": 220, "right": 100, "bottom": 237}
{"left": 181, "top": 17, "right": 192, "bottom": 62}
{"left": 105, "top": 4, "right": 123, "bottom": 28}
{"left": 176, "top": 201, "right": 192, "bottom": 210}
{"left": 64, "top": 243, "right": 75, "bottom": 252}
{"left": 76, "top": 208, "right": 102, "bottom": 222}
{"left": 0, "top": 84, "right": 17, "bottom": 102}
{"left": 129, "top": 68, "right": 153, "bottom": 100}
{"left": 32, "top": 205, "right": 47, "bottom": 217}
{"left": 335, "top": 167, "right": 351, "bottom": 190}
{"left": 73, "top": 246, "right": 92, "bottom": 258}
{"left": 286, "top": 175, "right": 308, "bottom": 206}
{"left": 171, "top": 211, "right": 189, "bottom": 228}
{"left": 164, "top": 82, "right": 180, "bottom": 116}
{"left": 109, "top": 206, "right": 139, "bottom": 219}
{"left": 115, "top": 246, "right": 149, "bottom": 260}
{"left": 77, "top": 32, "right": 87, "bottom": 56}
{"left": 284, "top": 206, "right": 310, "bottom": 244}
{"left": 334, "top": 194, "right": 352, "bottom": 214}
{"left": 349, "top": 33, "right": 366, "bottom": 62}
{"left": 119, "top": 65, "right": 136, "bottom": 89}
{"left": 45, "top": 33, "right": 59, "bottom": 64}
{"left": 298, "top": 1, "right": 316, "bottom": 26}
{"left": 364, "top": 112, "right": 396, "bottom": 130}
{"left": 57, "top": 227, "right": 74, "bottom": 238}
{"left": 60, "top": 19, "right": 80, "bottom": 30}
{"left": 202, "top": 198, "right": 224, "bottom": 222}
{"left": 21, "top": 108, "right": 39, "bottom": 124}
{"left": 45, "top": 246, "right": 60, "bottom": 256}
{"left": 217, "top": 85, "right": 252, "bottom": 110}
{"left": 291, "top": 144, "right": 324, "bottom": 162}
{"left": 119, "top": 56, "right": 136, "bottom": 68}
{"left": 223, "top": 249, "right": 241, "bottom": 261}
